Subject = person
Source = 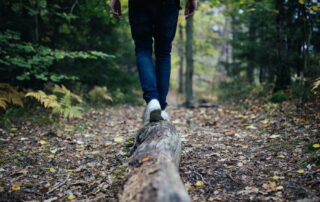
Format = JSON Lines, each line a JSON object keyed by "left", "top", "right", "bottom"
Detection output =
{"left": 110, "top": 0, "right": 197, "bottom": 124}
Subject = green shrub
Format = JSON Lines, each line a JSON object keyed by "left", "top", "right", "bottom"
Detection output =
{"left": 270, "top": 91, "right": 288, "bottom": 103}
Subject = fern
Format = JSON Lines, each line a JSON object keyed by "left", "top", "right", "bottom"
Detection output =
{"left": 53, "top": 84, "right": 82, "bottom": 103}
{"left": 52, "top": 95, "right": 83, "bottom": 119}
{"left": 26, "top": 86, "right": 83, "bottom": 119}
{"left": 312, "top": 77, "right": 320, "bottom": 93}
{"left": 0, "top": 97, "right": 8, "bottom": 109}
{"left": 53, "top": 105, "right": 83, "bottom": 119}
{"left": 0, "top": 83, "right": 24, "bottom": 109}
{"left": 88, "top": 86, "right": 113, "bottom": 103}
{"left": 25, "top": 90, "right": 59, "bottom": 108}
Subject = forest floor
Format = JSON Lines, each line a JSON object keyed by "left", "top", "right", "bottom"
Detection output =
{"left": 0, "top": 101, "right": 319, "bottom": 201}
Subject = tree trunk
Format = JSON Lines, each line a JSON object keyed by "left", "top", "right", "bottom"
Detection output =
{"left": 275, "top": 0, "right": 291, "bottom": 91}
{"left": 120, "top": 121, "right": 191, "bottom": 202}
{"left": 178, "top": 23, "right": 185, "bottom": 94}
{"left": 185, "top": 17, "right": 194, "bottom": 107}
{"left": 247, "top": 13, "right": 256, "bottom": 84}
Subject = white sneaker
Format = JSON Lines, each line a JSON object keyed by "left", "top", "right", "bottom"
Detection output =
{"left": 161, "top": 110, "right": 170, "bottom": 122}
{"left": 143, "top": 99, "right": 163, "bottom": 125}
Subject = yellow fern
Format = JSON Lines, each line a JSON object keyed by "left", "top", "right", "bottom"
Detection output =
{"left": 312, "top": 77, "right": 320, "bottom": 93}
{"left": 88, "top": 86, "right": 113, "bottom": 103}
{"left": 26, "top": 88, "right": 83, "bottom": 119}
{"left": 53, "top": 84, "right": 82, "bottom": 103}
{"left": 25, "top": 90, "right": 59, "bottom": 108}
{"left": 0, "top": 98, "right": 8, "bottom": 109}
{"left": 0, "top": 83, "right": 24, "bottom": 109}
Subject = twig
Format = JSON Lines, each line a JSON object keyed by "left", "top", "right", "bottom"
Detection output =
{"left": 226, "top": 173, "right": 238, "bottom": 184}
{"left": 193, "top": 171, "right": 208, "bottom": 184}
{"left": 47, "top": 174, "right": 70, "bottom": 194}
{"left": 70, "top": 0, "right": 79, "bottom": 14}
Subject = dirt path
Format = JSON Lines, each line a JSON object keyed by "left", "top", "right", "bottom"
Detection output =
{"left": 0, "top": 103, "right": 319, "bottom": 201}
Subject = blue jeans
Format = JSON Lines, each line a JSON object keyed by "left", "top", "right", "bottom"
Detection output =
{"left": 129, "top": 0, "right": 179, "bottom": 110}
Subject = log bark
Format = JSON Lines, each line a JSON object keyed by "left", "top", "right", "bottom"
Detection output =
{"left": 120, "top": 121, "right": 191, "bottom": 202}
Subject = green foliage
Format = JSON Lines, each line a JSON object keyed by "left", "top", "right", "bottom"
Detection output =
{"left": 0, "top": 30, "right": 113, "bottom": 84}
{"left": 215, "top": 78, "right": 273, "bottom": 102}
{"left": 270, "top": 91, "right": 289, "bottom": 103}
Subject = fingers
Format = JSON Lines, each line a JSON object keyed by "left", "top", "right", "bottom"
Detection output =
{"left": 185, "top": 9, "right": 195, "bottom": 19}
{"left": 110, "top": 0, "right": 122, "bottom": 20}
{"left": 111, "top": 9, "right": 122, "bottom": 20}
{"left": 185, "top": 1, "right": 196, "bottom": 19}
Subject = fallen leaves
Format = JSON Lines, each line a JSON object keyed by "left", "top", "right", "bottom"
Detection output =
{"left": 0, "top": 102, "right": 318, "bottom": 201}
{"left": 296, "top": 169, "right": 305, "bottom": 174}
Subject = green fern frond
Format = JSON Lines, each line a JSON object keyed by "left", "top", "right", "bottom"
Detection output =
{"left": 59, "top": 95, "right": 72, "bottom": 107}
{"left": 53, "top": 104, "right": 83, "bottom": 119}
{"left": 53, "top": 84, "right": 82, "bottom": 103}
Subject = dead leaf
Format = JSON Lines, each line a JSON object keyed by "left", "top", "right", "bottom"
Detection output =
{"left": 223, "top": 129, "right": 236, "bottom": 135}
{"left": 114, "top": 135, "right": 124, "bottom": 143}
{"left": 67, "top": 195, "right": 76, "bottom": 201}
{"left": 262, "top": 182, "right": 277, "bottom": 191}
{"left": 140, "top": 156, "right": 153, "bottom": 163}
{"left": 271, "top": 176, "right": 280, "bottom": 180}
{"left": 195, "top": 181, "right": 204, "bottom": 187}
{"left": 50, "top": 149, "right": 58, "bottom": 154}
{"left": 49, "top": 167, "right": 56, "bottom": 173}
{"left": 11, "top": 183, "right": 21, "bottom": 191}
{"left": 39, "top": 139, "right": 47, "bottom": 145}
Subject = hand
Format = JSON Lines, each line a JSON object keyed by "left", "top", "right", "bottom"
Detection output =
{"left": 110, "top": 0, "right": 122, "bottom": 20}
{"left": 185, "top": 0, "right": 197, "bottom": 19}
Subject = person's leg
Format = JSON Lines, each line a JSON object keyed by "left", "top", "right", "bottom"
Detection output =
{"left": 154, "top": 0, "right": 179, "bottom": 110}
{"left": 129, "top": 1, "right": 159, "bottom": 104}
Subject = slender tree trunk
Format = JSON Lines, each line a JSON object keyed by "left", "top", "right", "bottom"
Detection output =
{"left": 275, "top": 0, "right": 291, "bottom": 91}
{"left": 185, "top": 17, "right": 194, "bottom": 107}
{"left": 247, "top": 13, "right": 255, "bottom": 83}
{"left": 35, "top": 0, "right": 40, "bottom": 43}
{"left": 178, "top": 23, "right": 185, "bottom": 94}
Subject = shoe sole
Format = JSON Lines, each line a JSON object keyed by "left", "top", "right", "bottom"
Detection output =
{"left": 149, "top": 109, "right": 163, "bottom": 122}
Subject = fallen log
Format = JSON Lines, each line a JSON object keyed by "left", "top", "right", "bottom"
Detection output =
{"left": 120, "top": 121, "right": 191, "bottom": 202}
